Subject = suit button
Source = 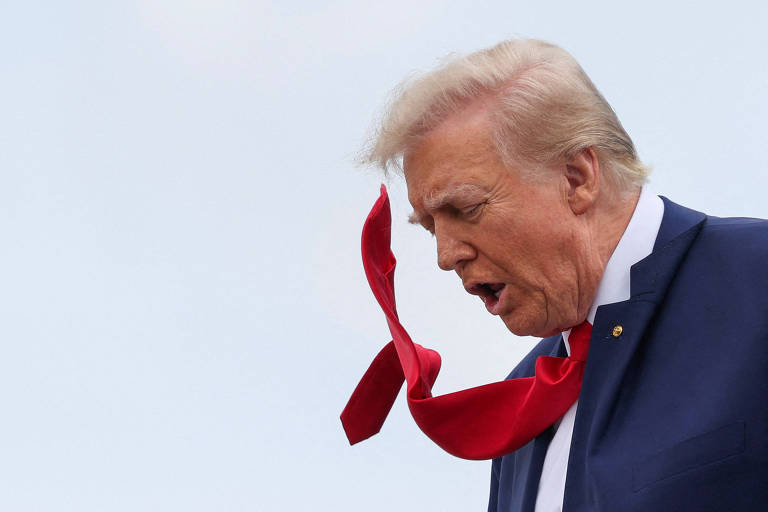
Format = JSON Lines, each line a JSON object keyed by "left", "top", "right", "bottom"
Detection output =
{"left": 612, "top": 325, "right": 623, "bottom": 337}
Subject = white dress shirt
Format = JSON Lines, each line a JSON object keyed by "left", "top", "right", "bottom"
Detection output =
{"left": 533, "top": 186, "right": 665, "bottom": 512}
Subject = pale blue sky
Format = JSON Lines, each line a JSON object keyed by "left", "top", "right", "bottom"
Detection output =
{"left": 0, "top": 1, "right": 766, "bottom": 510}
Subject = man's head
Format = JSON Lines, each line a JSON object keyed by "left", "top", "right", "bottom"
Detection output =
{"left": 362, "top": 39, "right": 648, "bottom": 337}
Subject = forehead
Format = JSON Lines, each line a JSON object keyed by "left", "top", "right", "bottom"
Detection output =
{"left": 403, "top": 108, "right": 502, "bottom": 206}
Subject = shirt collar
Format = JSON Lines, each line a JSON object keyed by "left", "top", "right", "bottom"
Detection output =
{"left": 563, "top": 185, "right": 665, "bottom": 353}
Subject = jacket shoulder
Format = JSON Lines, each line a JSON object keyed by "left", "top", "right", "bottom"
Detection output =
{"left": 701, "top": 215, "right": 768, "bottom": 244}
{"left": 657, "top": 197, "right": 768, "bottom": 278}
{"left": 696, "top": 214, "right": 768, "bottom": 268}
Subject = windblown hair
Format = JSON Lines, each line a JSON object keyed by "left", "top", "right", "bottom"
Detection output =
{"left": 361, "top": 39, "right": 650, "bottom": 193}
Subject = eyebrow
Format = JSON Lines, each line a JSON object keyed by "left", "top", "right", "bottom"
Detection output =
{"left": 408, "top": 183, "right": 487, "bottom": 224}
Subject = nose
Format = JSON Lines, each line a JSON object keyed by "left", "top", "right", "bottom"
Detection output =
{"left": 435, "top": 224, "right": 475, "bottom": 271}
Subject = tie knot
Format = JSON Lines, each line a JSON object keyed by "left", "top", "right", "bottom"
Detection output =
{"left": 568, "top": 321, "right": 592, "bottom": 362}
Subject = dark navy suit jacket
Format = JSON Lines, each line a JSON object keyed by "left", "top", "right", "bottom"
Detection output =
{"left": 488, "top": 198, "right": 768, "bottom": 512}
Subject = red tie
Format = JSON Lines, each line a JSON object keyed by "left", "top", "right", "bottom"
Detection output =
{"left": 340, "top": 185, "right": 592, "bottom": 460}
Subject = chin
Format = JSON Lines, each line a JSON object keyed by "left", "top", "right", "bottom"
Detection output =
{"left": 500, "top": 311, "right": 546, "bottom": 338}
{"left": 500, "top": 306, "right": 565, "bottom": 338}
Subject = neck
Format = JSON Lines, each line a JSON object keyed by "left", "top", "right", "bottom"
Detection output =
{"left": 594, "top": 187, "right": 641, "bottom": 264}
{"left": 575, "top": 186, "right": 641, "bottom": 323}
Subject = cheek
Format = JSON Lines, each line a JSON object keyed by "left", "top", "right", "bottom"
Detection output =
{"left": 492, "top": 236, "right": 550, "bottom": 286}
{"left": 480, "top": 211, "right": 570, "bottom": 286}
{"left": 500, "top": 293, "right": 550, "bottom": 335}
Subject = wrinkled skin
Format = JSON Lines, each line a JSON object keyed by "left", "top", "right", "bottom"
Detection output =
{"left": 403, "top": 104, "right": 638, "bottom": 338}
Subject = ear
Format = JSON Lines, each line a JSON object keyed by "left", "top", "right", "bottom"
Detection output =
{"left": 565, "top": 147, "right": 600, "bottom": 215}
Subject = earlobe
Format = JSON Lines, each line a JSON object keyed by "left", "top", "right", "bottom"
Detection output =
{"left": 565, "top": 148, "right": 600, "bottom": 215}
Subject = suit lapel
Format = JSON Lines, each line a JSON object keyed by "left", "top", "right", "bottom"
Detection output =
{"left": 515, "top": 337, "right": 568, "bottom": 512}
{"left": 562, "top": 197, "right": 707, "bottom": 510}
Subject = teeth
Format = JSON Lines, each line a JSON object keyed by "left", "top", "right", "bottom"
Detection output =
{"left": 493, "top": 289, "right": 502, "bottom": 298}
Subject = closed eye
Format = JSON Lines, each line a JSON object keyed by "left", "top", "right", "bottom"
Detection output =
{"left": 462, "top": 202, "right": 485, "bottom": 217}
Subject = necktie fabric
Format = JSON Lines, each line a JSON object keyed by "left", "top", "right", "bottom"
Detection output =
{"left": 340, "top": 185, "right": 592, "bottom": 460}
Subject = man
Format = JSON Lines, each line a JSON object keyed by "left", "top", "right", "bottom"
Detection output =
{"left": 354, "top": 39, "right": 768, "bottom": 511}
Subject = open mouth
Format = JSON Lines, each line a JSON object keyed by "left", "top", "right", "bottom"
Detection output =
{"left": 466, "top": 282, "right": 506, "bottom": 314}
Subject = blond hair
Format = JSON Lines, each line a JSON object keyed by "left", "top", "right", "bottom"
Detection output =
{"left": 362, "top": 39, "right": 650, "bottom": 193}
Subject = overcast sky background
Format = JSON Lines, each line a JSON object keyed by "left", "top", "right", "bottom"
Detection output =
{"left": 1, "top": 1, "right": 766, "bottom": 511}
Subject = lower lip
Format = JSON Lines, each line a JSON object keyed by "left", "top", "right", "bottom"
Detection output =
{"left": 484, "top": 286, "right": 506, "bottom": 315}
